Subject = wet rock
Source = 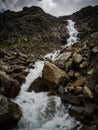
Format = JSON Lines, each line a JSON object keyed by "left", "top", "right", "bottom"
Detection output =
{"left": 54, "top": 52, "right": 72, "bottom": 68}
{"left": 42, "top": 62, "right": 69, "bottom": 89}
{"left": 73, "top": 53, "right": 83, "bottom": 64}
{"left": 0, "top": 71, "right": 20, "bottom": 98}
{"left": 83, "top": 86, "right": 93, "bottom": 99}
{"left": 61, "top": 95, "right": 82, "bottom": 105}
{"left": 79, "top": 61, "right": 89, "bottom": 68}
{"left": 69, "top": 106, "right": 84, "bottom": 117}
{"left": 28, "top": 77, "right": 49, "bottom": 92}
{"left": 0, "top": 95, "right": 22, "bottom": 128}
{"left": 58, "top": 86, "right": 65, "bottom": 94}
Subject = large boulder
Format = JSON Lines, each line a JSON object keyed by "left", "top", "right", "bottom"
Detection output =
{"left": 0, "top": 71, "right": 21, "bottom": 98}
{"left": 42, "top": 62, "right": 69, "bottom": 89}
{"left": 0, "top": 95, "right": 22, "bottom": 128}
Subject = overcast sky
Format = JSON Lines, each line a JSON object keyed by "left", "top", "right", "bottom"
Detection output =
{"left": 0, "top": 0, "right": 98, "bottom": 16}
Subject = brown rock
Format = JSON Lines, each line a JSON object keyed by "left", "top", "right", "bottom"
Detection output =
{"left": 83, "top": 86, "right": 93, "bottom": 99}
{"left": 42, "top": 62, "right": 69, "bottom": 89}
{"left": 73, "top": 53, "right": 83, "bottom": 64}
{"left": 65, "top": 59, "right": 73, "bottom": 72}
{"left": 79, "top": 61, "right": 89, "bottom": 68}
{"left": 74, "top": 76, "right": 86, "bottom": 87}
{"left": 87, "top": 69, "right": 94, "bottom": 75}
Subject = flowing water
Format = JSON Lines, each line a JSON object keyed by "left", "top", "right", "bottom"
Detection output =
{"left": 67, "top": 20, "right": 78, "bottom": 45}
{"left": 13, "top": 20, "right": 82, "bottom": 130}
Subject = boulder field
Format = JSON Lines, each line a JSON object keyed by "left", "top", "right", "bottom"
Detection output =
{"left": 28, "top": 32, "right": 98, "bottom": 126}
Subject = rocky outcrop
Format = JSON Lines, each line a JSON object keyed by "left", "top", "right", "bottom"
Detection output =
{"left": 0, "top": 95, "right": 22, "bottom": 129}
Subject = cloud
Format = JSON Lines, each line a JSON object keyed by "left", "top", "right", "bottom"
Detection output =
{"left": 0, "top": 0, "right": 98, "bottom": 16}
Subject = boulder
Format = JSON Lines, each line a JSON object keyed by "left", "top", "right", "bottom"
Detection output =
{"left": 54, "top": 52, "right": 72, "bottom": 68}
{"left": 42, "top": 62, "right": 69, "bottom": 89}
{"left": 0, "top": 71, "right": 20, "bottom": 98}
{"left": 28, "top": 77, "right": 49, "bottom": 92}
{"left": 0, "top": 95, "right": 22, "bottom": 128}
{"left": 73, "top": 53, "right": 83, "bottom": 64}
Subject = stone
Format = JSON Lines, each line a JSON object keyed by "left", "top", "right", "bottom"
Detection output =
{"left": 58, "top": 86, "right": 65, "bottom": 94}
{"left": 69, "top": 106, "right": 84, "bottom": 117}
{"left": 74, "top": 86, "right": 83, "bottom": 94}
{"left": 0, "top": 71, "right": 21, "bottom": 98}
{"left": 73, "top": 53, "right": 83, "bottom": 64}
{"left": 68, "top": 70, "right": 74, "bottom": 77}
{"left": 61, "top": 95, "right": 82, "bottom": 105}
{"left": 87, "top": 69, "right": 94, "bottom": 75}
{"left": 75, "top": 72, "right": 81, "bottom": 78}
{"left": 90, "top": 32, "right": 98, "bottom": 39}
{"left": 42, "top": 62, "right": 69, "bottom": 89}
{"left": 92, "top": 46, "right": 98, "bottom": 53}
{"left": 28, "top": 77, "right": 49, "bottom": 92}
{"left": 0, "top": 95, "right": 22, "bottom": 128}
{"left": 54, "top": 52, "right": 72, "bottom": 68}
{"left": 65, "top": 59, "right": 73, "bottom": 71}
{"left": 83, "top": 86, "right": 93, "bottom": 99}
{"left": 74, "top": 76, "right": 86, "bottom": 87}
{"left": 79, "top": 61, "right": 89, "bottom": 68}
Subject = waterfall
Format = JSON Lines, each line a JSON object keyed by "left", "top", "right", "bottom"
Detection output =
{"left": 67, "top": 20, "right": 78, "bottom": 45}
{"left": 12, "top": 20, "right": 81, "bottom": 130}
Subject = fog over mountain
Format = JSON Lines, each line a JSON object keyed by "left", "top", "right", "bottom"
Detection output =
{"left": 0, "top": 0, "right": 98, "bottom": 16}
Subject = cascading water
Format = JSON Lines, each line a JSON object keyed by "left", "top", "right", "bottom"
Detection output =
{"left": 12, "top": 20, "right": 82, "bottom": 130}
{"left": 67, "top": 20, "right": 78, "bottom": 45}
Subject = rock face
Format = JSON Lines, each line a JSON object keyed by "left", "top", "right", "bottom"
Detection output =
{"left": 0, "top": 95, "right": 22, "bottom": 128}
{"left": 0, "top": 71, "right": 21, "bottom": 98}
{"left": 42, "top": 62, "right": 69, "bottom": 89}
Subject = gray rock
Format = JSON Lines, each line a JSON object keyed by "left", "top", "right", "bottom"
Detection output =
{"left": 90, "top": 32, "right": 98, "bottom": 39}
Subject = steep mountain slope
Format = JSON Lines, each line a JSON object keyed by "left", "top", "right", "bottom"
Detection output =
{"left": 0, "top": 6, "right": 66, "bottom": 47}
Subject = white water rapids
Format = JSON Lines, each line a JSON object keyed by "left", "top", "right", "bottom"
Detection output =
{"left": 13, "top": 20, "right": 81, "bottom": 130}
